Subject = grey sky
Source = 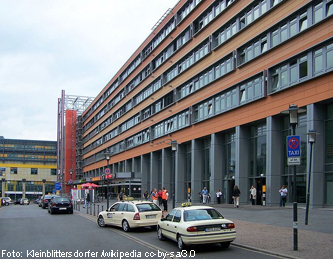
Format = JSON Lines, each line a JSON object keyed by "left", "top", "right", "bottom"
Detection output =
{"left": 0, "top": 0, "right": 179, "bottom": 141}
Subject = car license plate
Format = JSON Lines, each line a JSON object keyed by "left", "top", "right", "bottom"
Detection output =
{"left": 59, "top": 208, "right": 66, "bottom": 210}
{"left": 205, "top": 227, "right": 221, "bottom": 232}
{"left": 146, "top": 215, "right": 156, "bottom": 219}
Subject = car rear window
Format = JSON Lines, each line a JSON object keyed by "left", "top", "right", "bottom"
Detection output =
{"left": 184, "top": 209, "right": 223, "bottom": 221}
{"left": 136, "top": 203, "right": 161, "bottom": 212}
{"left": 54, "top": 197, "right": 70, "bottom": 203}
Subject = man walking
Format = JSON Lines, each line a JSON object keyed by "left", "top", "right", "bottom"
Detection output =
{"left": 201, "top": 187, "right": 209, "bottom": 204}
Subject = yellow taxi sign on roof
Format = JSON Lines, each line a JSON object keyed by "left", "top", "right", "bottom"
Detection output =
{"left": 181, "top": 202, "right": 192, "bottom": 207}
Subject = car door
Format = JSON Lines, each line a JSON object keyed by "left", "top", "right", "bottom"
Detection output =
{"left": 166, "top": 209, "right": 181, "bottom": 241}
{"left": 105, "top": 203, "right": 120, "bottom": 226}
{"left": 113, "top": 203, "right": 127, "bottom": 227}
{"left": 161, "top": 209, "right": 176, "bottom": 240}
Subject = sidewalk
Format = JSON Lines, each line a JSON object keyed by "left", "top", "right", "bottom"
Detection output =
{"left": 75, "top": 199, "right": 333, "bottom": 259}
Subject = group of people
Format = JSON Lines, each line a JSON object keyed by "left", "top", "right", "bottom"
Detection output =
{"left": 142, "top": 188, "right": 169, "bottom": 212}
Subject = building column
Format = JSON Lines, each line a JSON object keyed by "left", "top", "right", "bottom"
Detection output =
{"left": 191, "top": 139, "right": 203, "bottom": 203}
{"left": 211, "top": 133, "right": 223, "bottom": 203}
{"left": 42, "top": 179, "right": 46, "bottom": 196}
{"left": 176, "top": 144, "right": 186, "bottom": 204}
{"left": 235, "top": 126, "right": 250, "bottom": 205}
{"left": 141, "top": 154, "right": 150, "bottom": 196}
{"left": 307, "top": 104, "right": 325, "bottom": 208}
{"left": 22, "top": 179, "right": 26, "bottom": 199}
{"left": 1, "top": 178, "right": 5, "bottom": 198}
{"left": 161, "top": 148, "right": 172, "bottom": 192}
{"left": 150, "top": 152, "right": 159, "bottom": 191}
{"left": 266, "top": 116, "right": 284, "bottom": 206}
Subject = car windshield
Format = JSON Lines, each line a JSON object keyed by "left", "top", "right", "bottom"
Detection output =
{"left": 136, "top": 203, "right": 161, "bottom": 212}
{"left": 184, "top": 209, "right": 224, "bottom": 221}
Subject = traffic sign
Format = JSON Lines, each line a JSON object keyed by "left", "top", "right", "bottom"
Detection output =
{"left": 105, "top": 168, "right": 110, "bottom": 175}
{"left": 287, "top": 135, "right": 301, "bottom": 165}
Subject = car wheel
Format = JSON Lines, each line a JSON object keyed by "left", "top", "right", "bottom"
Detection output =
{"left": 157, "top": 226, "right": 165, "bottom": 241}
{"left": 177, "top": 235, "right": 187, "bottom": 250}
{"left": 122, "top": 220, "right": 130, "bottom": 232}
{"left": 97, "top": 216, "right": 105, "bottom": 227}
{"left": 220, "top": 242, "right": 231, "bottom": 249}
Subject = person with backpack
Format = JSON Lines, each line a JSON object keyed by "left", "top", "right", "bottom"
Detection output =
{"left": 118, "top": 190, "right": 125, "bottom": 201}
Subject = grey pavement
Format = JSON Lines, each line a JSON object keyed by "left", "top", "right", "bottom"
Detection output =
{"left": 74, "top": 199, "right": 333, "bottom": 259}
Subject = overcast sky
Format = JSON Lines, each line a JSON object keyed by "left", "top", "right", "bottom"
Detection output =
{"left": 0, "top": 0, "right": 179, "bottom": 141}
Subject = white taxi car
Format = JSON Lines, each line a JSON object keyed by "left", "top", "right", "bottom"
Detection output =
{"left": 97, "top": 201, "right": 162, "bottom": 232}
{"left": 157, "top": 203, "right": 236, "bottom": 250}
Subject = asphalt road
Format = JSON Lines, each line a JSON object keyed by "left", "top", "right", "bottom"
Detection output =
{"left": 0, "top": 204, "right": 285, "bottom": 259}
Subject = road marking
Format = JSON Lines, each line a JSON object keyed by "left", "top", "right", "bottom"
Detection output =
{"left": 75, "top": 212, "right": 179, "bottom": 259}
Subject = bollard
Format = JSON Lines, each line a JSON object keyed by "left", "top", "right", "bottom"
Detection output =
{"left": 78, "top": 201, "right": 80, "bottom": 211}
{"left": 86, "top": 204, "right": 89, "bottom": 214}
{"left": 101, "top": 205, "right": 104, "bottom": 212}
{"left": 93, "top": 204, "right": 96, "bottom": 216}
{"left": 90, "top": 205, "right": 92, "bottom": 215}
{"left": 97, "top": 205, "right": 99, "bottom": 215}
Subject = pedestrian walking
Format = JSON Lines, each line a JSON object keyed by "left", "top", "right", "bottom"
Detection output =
{"left": 249, "top": 185, "right": 257, "bottom": 205}
{"left": 151, "top": 188, "right": 159, "bottom": 205}
{"left": 201, "top": 187, "right": 209, "bottom": 204}
{"left": 161, "top": 187, "right": 168, "bottom": 215}
{"left": 118, "top": 190, "right": 125, "bottom": 201}
{"left": 279, "top": 185, "right": 288, "bottom": 207}
{"left": 216, "top": 189, "right": 222, "bottom": 204}
{"left": 83, "top": 192, "right": 90, "bottom": 208}
{"left": 233, "top": 185, "right": 241, "bottom": 208}
{"left": 158, "top": 189, "right": 163, "bottom": 206}
{"left": 142, "top": 190, "right": 149, "bottom": 201}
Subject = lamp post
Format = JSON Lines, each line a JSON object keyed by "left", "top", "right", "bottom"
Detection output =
{"left": 282, "top": 104, "right": 304, "bottom": 251}
{"left": 104, "top": 152, "right": 112, "bottom": 209}
{"left": 305, "top": 130, "right": 316, "bottom": 225}
{"left": 69, "top": 169, "right": 73, "bottom": 195}
{"left": 171, "top": 140, "right": 177, "bottom": 209}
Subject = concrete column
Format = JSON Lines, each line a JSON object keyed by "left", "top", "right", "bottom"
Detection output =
{"left": 235, "top": 126, "right": 250, "bottom": 205}
{"left": 42, "top": 179, "right": 46, "bottom": 196}
{"left": 176, "top": 144, "right": 186, "bottom": 203}
{"left": 307, "top": 104, "right": 325, "bottom": 208}
{"left": 1, "top": 178, "right": 5, "bottom": 198}
{"left": 161, "top": 148, "right": 172, "bottom": 192}
{"left": 141, "top": 154, "right": 150, "bottom": 196}
{"left": 191, "top": 139, "right": 203, "bottom": 203}
{"left": 266, "top": 116, "right": 284, "bottom": 206}
{"left": 211, "top": 133, "right": 223, "bottom": 203}
{"left": 150, "top": 152, "right": 159, "bottom": 191}
{"left": 22, "top": 179, "right": 26, "bottom": 199}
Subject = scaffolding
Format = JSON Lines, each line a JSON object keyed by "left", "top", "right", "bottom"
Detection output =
{"left": 57, "top": 90, "right": 94, "bottom": 195}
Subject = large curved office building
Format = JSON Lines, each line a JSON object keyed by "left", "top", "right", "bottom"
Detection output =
{"left": 76, "top": 0, "right": 333, "bottom": 207}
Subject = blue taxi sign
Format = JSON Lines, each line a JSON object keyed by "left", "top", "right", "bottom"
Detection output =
{"left": 287, "top": 135, "right": 301, "bottom": 165}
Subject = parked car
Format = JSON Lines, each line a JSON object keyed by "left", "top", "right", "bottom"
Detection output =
{"left": 48, "top": 196, "right": 73, "bottom": 214}
{"left": 34, "top": 198, "right": 41, "bottom": 204}
{"left": 14, "top": 199, "right": 21, "bottom": 205}
{"left": 40, "top": 195, "right": 59, "bottom": 209}
{"left": 20, "top": 198, "right": 30, "bottom": 205}
{"left": 97, "top": 201, "right": 162, "bottom": 232}
{"left": 1, "top": 197, "right": 13, "bottom": 206}
{"left": 157, "top": 203, "right": 236, "bottom": 250}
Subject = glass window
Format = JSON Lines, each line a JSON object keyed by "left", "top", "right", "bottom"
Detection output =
{"left": 299, "top": 13, "right": 308, "bottom": 31}
{"left": 314, "top": 2, "right": 324, "bottom": 23}
{"left": 31, "top": 168, "right": 38, "bottom": 175}
{"left": 327, "top": 43, "right": 333, "bottom": 68}
{"left": 314, "top": 48, "right": 323, "bottom": 74}
{"left": 299, "top": 56, "right": 308, "bottom": 79}
{"left": 271, "top": 29, "right": 279, "bottom": 47}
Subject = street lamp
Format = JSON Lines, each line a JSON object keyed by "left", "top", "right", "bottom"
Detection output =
{"left": 171, "top": 140, "right": 177, "bottom": 209}
{"left": 104, "top": 151, "right": 112, "bottom": 209}
{"left": 69, "top": 169, "right": 73, "bottom": 195}
{"left": 281, "top": 104, "right": 305, "bottom": 251}
{"left": 305, "top": 129, "right": 316, "bottom": 225}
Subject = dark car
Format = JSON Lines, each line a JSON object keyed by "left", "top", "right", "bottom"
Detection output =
{"left": 48, "top": 196, "right": 73, "bottom": 214}
{"left": 40, "top": 195, "right": 59, "bottom": 209}
{"left": 14, "top": 199, "right": 21, "bottom": 205}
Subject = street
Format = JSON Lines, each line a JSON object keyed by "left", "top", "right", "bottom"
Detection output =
{"left": 0, "top": 204, "right": 284, "bottom": 259}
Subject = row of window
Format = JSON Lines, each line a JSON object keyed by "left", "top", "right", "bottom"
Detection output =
{"left": 0, "top": 153, "right": 57, "bottom": 162}
{"left": 83, "top": 35, "right": 333, "bottom": 166}
{"left": 238, "top": 0, "right": 333, "bottom": 66}
{"left": 85, "top": 0, "right": 204, "bottom": 120}
{"left": 9, "top": 167, "right": 57, "bottom": 175}
{"left": 82, "top": 0, "right": 284, "bottom": 140}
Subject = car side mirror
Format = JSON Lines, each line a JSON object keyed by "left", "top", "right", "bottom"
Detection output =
{"left": 160, "top": 218, "right": 167, "bottom": 221}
